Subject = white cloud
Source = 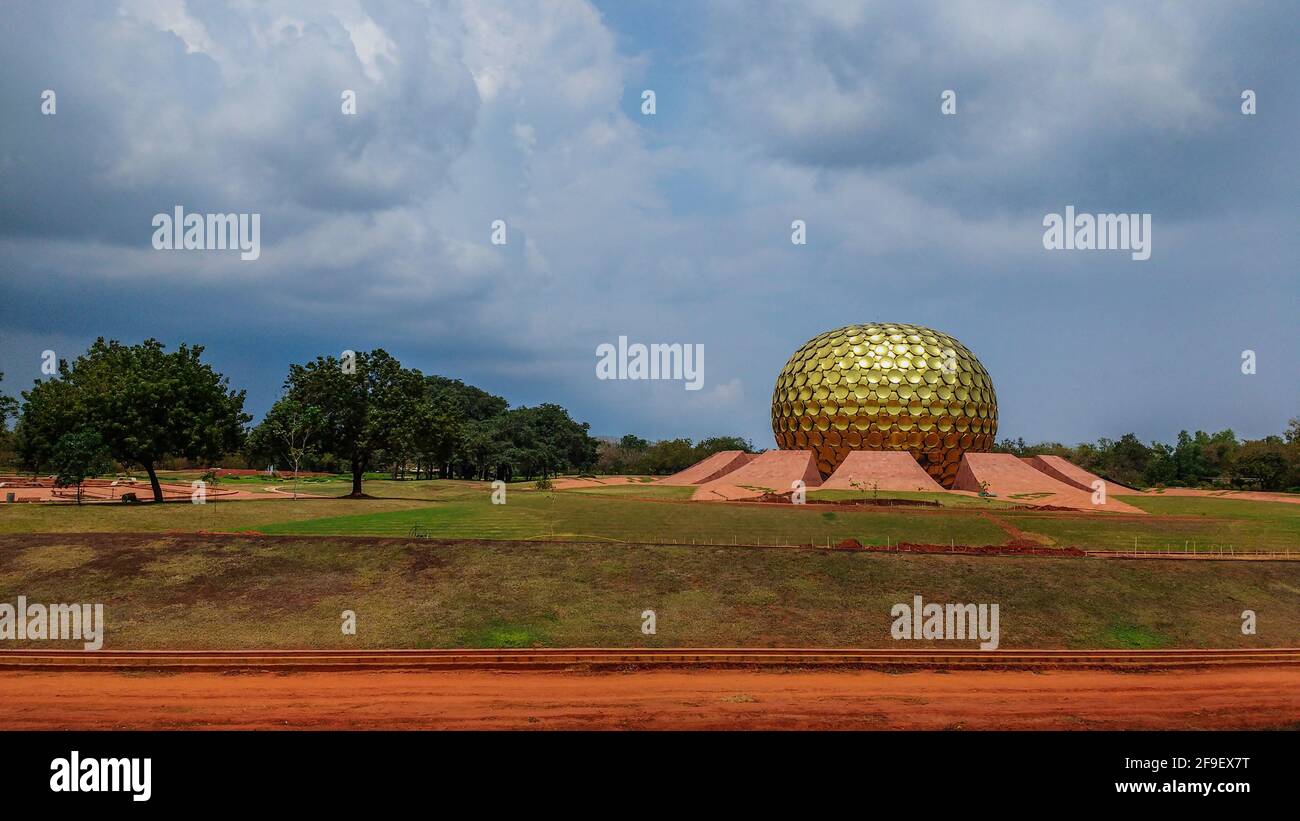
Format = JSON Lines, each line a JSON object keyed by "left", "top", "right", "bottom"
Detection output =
{"left": 0, "top": 0, "right": 1295, "bottom": 444}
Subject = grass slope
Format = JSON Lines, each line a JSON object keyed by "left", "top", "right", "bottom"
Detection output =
{"left": 0, "top": 534, "right": 1295, "bottom": 650}
{"left": 1002, "top": 495, "right": 1300, "bottom": 552}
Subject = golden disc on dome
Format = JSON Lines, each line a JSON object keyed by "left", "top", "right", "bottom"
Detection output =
{"left": 772, "top": 323, "right": 997, "bottom": 488}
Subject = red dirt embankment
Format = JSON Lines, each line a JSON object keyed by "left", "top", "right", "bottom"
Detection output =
{"left": 1022, "top": 455, "right": 1139, "bottom": 493}
{"left": 693, "top": 451, "right": 823, "bottom": 501}
{"left": 1, "top": 668, "right": 1295, "bottom": 730}
{"left": 954, "top": 454, "right": 1146, "bottom": 514}
{"left": 0, "top": 476, "right": 281, "bottom": 503}
{"left": 820, "top": 451, "right": 944, "bottom": 492}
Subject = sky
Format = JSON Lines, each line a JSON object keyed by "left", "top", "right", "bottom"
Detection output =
{"left": 1, "top": 0, "right": 1296, "bottom": 447}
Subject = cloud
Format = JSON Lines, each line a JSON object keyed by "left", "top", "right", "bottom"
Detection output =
{"left": 0, "top": 0, "right": 1296, "bottom": 447}
{"left": 698, "top": 0, "right": 1298, "bottom": 216}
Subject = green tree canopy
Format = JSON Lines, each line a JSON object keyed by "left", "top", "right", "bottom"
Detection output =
{"left": 0, "top": 372, "right": 17, "bottom": 433}
{"left": 283, "top": 349, "right": 423, "bottom": 496}
{"left": 14, "top": 376, "right": 79, "bottom": 473}
{"left": 619, "top": 434, "right": 650, "bottom": 451}
{"left": 50, "top": 429, "right": 114, "bottom": 504}
{"left": 16, "top": 339, "right": 248, "bottom": 501}
{"left": 426, "top": 375, "right": 508, "bottom": 421}
{"left": 695, "top": 435, "right": 754, "bottom": 456}
{"left": 246, "top": 397, "right": 325, "bottom": 492}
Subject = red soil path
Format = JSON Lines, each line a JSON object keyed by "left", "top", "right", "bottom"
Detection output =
{"left": 1, "top": 668, "right": 1296, "bottom": 730}
{"left": 549, "top": 475, "right": 644, "bottom": 490}
{"left": 0, "top": 476, "right": 273, "bottom": 503}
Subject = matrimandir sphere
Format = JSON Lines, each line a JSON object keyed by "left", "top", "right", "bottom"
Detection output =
{"left": 770, "top": 323, "right": 998, "bottom": 487}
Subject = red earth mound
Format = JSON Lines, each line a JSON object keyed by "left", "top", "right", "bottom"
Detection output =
{"left": 692, "top": 451, "right": 823, "bottom": 501}
{"left": 820, "top": 451, "right": 944, "bottom": 492}
{"left": 1022, "top": 455, "right": 1139, "bottom": 494}
{"left": 953, "top": 454, "right": 1145, "bottom": 514}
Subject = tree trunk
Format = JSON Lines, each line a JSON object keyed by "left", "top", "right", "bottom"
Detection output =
{"left": 350, "top": 462, "right": 364, "bottom": 497}
{"left": 144, "top": 462, "right": 164, "bottom": 503}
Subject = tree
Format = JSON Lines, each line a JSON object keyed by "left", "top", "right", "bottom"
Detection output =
{"left": 1143, "top": 440, "right": 1177, "bottom": 486}
{"left": 0, "top": 372, "right": 16, "bottom": 433}
{"left": 619, "top": 434, "right": 650, "bottom": 451}
{"left": 1105, "top": 433, "right": 1152, "bottom": 487}
{"left": 283, "top": 349, "right": 418, "bottom": 497}
{"left": 251, "top": 398, "right": 323, "bottom": 499}
{"left": 456, "top": 416, "right": 506, "bottom": 481}
{"left": 594, "top": 433, "right": 755, "bottom": 475}
{"left": 50, "top": 429, "right": 114, "bottom": 505}
{"left": 499, "top": 404, "right": 598, "bottom": 479}
{"left": 1232, "top": 439, "right": 1289, "bottom": 490}
{"left": 594, "top": 438, "right": 627, "bottom": 474}
{"left": 641, "top": 438, "right": 697, "bottom": 474}
{"left": 993, "top": 437, "right": 1023, "bottom": 455}
{"left": 1171, "top": 430, "right": 1211, "bottom": 486}
{"left": 406, "top": 391, "right": 460, "bottom": 479}
{"left": 426, "top": 375, "right": 504, "bottom": 479}
{"left": 1194, "top": 429, "right": 1239, "bottom": 479}
{"left": 14, "top": 376, "right": 79, "bottom": 474}
{"left": 0, "top": 372, "right": 17, "bottom": 469}
{"left": 380, "top": 367, "right": 436, "bottom": 480}
{"left": 694, "top": 435, "right": 754, "bottom": 456}
{"left": 17, "top": 339, "right": 248, "bottom": 501}
{"left": 426, "top": 375, "right": 508, "bottom": 422}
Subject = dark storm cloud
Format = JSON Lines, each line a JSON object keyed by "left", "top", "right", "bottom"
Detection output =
{"left": 700, "top": 0, "right": 1300, "bottom": 217}
{"left": 0, "top": 1, "right": 479, "bottom": 246}
{"left": 0, "top": 0, "right": 1296, "bottom": 446}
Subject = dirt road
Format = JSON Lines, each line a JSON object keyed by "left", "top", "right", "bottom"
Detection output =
{"left": 2, "top": 667, "right": 1296, "bottom": 730}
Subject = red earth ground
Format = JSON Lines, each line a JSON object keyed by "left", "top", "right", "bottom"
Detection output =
{"left": 547, "top": 475, "right": 648, "bottom": 490}
{"left": 0, "top": 476, "right": 315, "bottom": 502}
{"left": 1, "top": 667, "right": 1296, "bottom": 730}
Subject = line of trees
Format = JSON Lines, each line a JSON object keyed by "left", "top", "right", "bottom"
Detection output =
{"left": 594, "top": 434, "right": 756, "bottom": 476}
{"left": 244, "top": 350, "right": 601, "bottom": 495}
{"left": 2, "top": 340, "right": 601, "bottom": 502}
{"left": 4, "top": 342, "right": 1297, "bottom": 499}
{"left": 994, "top": 424, "right": 1300, "bottom": 491}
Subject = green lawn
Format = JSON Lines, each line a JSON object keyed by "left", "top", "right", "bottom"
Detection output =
{"left": 1000, "top": 495, "right": 1300, "bottom": 552}
{"left": 2, "top": 533, "right": 1296, "bottom": 650}
{"left": 807, "top": 489, "right": 1020, "bottom": 509}
{"left": 2, "top": 479, "right": 1298, "bottom": 552}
